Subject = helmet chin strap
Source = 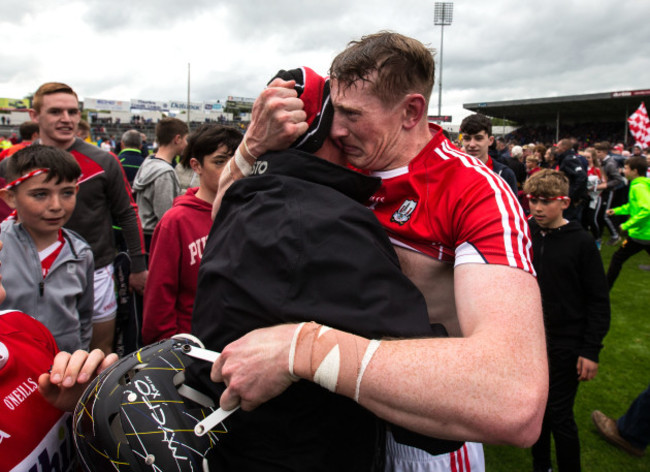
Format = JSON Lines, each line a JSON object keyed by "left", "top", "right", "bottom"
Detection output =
{"left": 182, "top": 344, "right": 241, "bottom": 436}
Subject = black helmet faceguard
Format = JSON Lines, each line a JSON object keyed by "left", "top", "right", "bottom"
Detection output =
{"left": 74, "top": 334, "right": 223, "bottom": 471}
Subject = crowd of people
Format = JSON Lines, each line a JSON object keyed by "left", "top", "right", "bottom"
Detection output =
{"left": 0, "top": 30, "right": 648, "bottom": 472}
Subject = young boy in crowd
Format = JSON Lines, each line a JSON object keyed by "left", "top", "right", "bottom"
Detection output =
{"left": 605, "top": 155, "right": 650, "bottom": 288}
{"left": 0, "top": 145, "right": 94, "bottom": 353}
{"left": 0, "top": 237, "right": 117, "bottom": 472}
{"left": 524, "top": 169, "right": 611, "bottom": 472}
{"left": 132, "top": 117, "right": 189, "bottom": 251}
{"left": 141, "top": 124, "right": 242, "bottom": 344}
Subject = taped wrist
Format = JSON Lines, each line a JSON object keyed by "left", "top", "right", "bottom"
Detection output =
{"left": 290, "top": 322, "right": 381, "bottom": 402}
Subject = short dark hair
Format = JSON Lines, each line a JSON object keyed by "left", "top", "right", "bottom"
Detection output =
{"left": 6, "top": 144, "right": 81, "bottom": 185}
{"left": 459, "top": 114, "right": 492, "bottom": 136}
{"left": 626, "top": 155, "right": 648, "bottom": 176}
{"left": 594, "top": 141, "right": 610, "bottom": 152}
{"left": 330, "top": 31, "right": 435, "bottom": 107}
{"left": 180, "top": 124, "right": 243, "bottom": 167}
{"left": 155, "top": 118, "right": 189, "bottom": 146}
{"left": 18, "top": 121, "right": 39, "bottom": 141}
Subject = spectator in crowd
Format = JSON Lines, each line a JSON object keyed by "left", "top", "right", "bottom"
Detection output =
{"left": 142, "top": 124, "right": 242, "bottom": 345}
{"left": 75, "top": 120, "right": 92, "bottom": 142}
{"left": 14, "top": 82, "right": 148, "bottom": 355}
{"left": 596, "top": 141, "right": 628, "bottom": 245}
{"left": 592, "top": 382, "right": 650, "bottom": 457}
{"left": 583, "top": 147, "right": 606, "bottom": 247}
{"left": 533, "top": 144, "right": 547, "bottom": 167}
{"left": 555, "top": 138, "right": 588, "bottom": 222}
{"left": 542, "top": 146, "right": 556, "bottom": 169}
{"left": 507, "top": 144, "right": 527, "bottom": 189}
{"left": 0, "top": 145, "right": 94, "bottom": 353}
{"left": 117, "top": 129, "right": 144, "bottom": 186}
{"left": 526, "top": 154, "right": 542, "bottom": 177}
{"left": 0, "top": 121, "right": 39, "bottom": 160}
{"left": 460, "top": 113, "right": 518, "bottom": 194}
{"left": 495, "top": 136, "right": 510, "bottom": 162}
{"left": 132, "top": 117, "right": 187, "bottom": 251}
{"left": 139, "top": 132, "right": 149, "bottom": 157}
{"left": 204, "top": 32, "right": 546, "bottom": 471}
{"left": 524, "top": 169, "right": 610, "bottom": 472}
{"left": 606, "top": 155, "right": 650, "bottom": 288}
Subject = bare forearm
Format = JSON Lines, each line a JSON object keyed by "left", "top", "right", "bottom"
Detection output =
{"left": 358, "top": 332, "right": 547, "bottom": 446}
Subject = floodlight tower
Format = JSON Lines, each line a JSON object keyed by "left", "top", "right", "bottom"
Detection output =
{"left": 434, "top": 2, "right": 453, "bottom": 117}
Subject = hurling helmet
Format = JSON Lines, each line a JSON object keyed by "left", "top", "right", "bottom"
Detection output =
{"left": 73, "top": 334, "right": 224, "bottom": 471}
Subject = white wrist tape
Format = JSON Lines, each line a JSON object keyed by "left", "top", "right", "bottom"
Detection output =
{"left": 288, "top": 322, "right": 306, "bottom": 381}
{"left": 292, "top": 322, "right": 381, "bottom": 402}
{"left": 242, "top": 139, "right": 259, "bottom": 161}
{"left": 354, "top": 339, "right": 381, "bottom": 402}
{"left": 234, "top": 148, "right": 253, "bottom": 176}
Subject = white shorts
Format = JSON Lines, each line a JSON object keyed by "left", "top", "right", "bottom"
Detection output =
{"left": 93, "top": 264, "right": 117, "bottom": 322}
{"left": 385, "top": 431, "right": 485, "bottom": 472}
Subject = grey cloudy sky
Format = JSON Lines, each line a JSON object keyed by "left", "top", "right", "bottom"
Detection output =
{"left": 1, "top": 0, "right": 649, "bottom": 123}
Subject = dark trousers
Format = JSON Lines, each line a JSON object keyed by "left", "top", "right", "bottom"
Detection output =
{"left": 618, "top": 382, "right": 650, "bottom": 450}
{"left": 532, "top": 344, "right": 581, "bottom": 472}
{"left": 607, "top": 238, "right": 650, "bottom": 288}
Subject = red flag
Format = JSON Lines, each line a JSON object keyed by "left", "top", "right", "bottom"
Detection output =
{"left": 628, "top": 102, "right": 650, "bottom": 148}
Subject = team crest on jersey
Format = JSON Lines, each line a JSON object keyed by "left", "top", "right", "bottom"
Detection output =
{"left": 391, "top": 199, "right": 417, "bottom": 225}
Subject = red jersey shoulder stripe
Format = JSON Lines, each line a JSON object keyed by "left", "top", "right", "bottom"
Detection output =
{"left": 438, "top": 140, "right": 534, "bottom": 274}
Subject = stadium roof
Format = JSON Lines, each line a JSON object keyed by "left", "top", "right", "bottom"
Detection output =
{"left": 463, "top": 88, "right": 650, "bottom": 126}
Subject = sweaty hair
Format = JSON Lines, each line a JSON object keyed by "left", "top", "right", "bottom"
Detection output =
{"left": 32, "top": 82, "right": 78, "bottom": 113}
{"left": 626, "top": 155, "right": 648, "bottom": 176}
{"left": 180, "top": 124, "right": 243, "bottom": 167}
{"left": 523, "top": 169, "right": 569, "bottom": 198}
{"left": 459, "top": 114, "right": 492, "bottom": 137}
{"left": 155, "top": 118, "right": 189, "bottom": 146}
{"left": 121, "top": 129, "right": 142, "bottom": 149}
{"left": 6, "top": 144, "right": 81, "bottom": 185}
{"left": 18, "top": 121, "right": 39, "bottom": 141}
{"left": 329, "top": 31, "right": 435, "bottom": 107}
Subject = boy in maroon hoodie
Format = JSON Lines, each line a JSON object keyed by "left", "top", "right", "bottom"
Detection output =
{"left": 141, "top": 124, "right": 242, "bottom": 344}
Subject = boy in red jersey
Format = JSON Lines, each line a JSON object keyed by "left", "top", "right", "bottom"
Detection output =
{"left": 0, "top": 237, "right": 117, "bottom": 472}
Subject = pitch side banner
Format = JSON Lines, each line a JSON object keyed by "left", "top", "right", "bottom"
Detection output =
{"left": 0, "top": 98, "right": 29, "bottom": 110}
{"left": 204, "top": 102, "right": 224, "bottom": 112}
{"left": 130, "top": 99, "right": 170, "bottom": 112}
{"left": 84, "top": 98, "right": 130, "bottom": 112}
{"left": 169, "top": 101, "right": 203, "bottom": 111}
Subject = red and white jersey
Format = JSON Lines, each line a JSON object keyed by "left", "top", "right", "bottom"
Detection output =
{"left": 0, "top": 310, "right": 76, "bottom": 472}
{"left": 369, "top": 124, "right": 534, "bottom": 275}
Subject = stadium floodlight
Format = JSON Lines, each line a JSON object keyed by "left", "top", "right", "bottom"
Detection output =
{"left": 434, "top": 2, "right": 453, "bottom": 117}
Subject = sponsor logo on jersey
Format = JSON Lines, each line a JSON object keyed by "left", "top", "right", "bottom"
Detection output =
{"left": 391, "top": 199, "right": 417, "bottom": 225}
{"left": 3, "top": 377, "right": 38, "bottom": 410}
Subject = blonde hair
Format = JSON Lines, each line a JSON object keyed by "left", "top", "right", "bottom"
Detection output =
{"left": 523, "top": 169, "right": 569, "bottom": 198}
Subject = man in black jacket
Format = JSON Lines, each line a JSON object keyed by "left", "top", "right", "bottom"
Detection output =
{"left": 190, "top": 67, "right": 449, "bottom": 471}
{"left": 555, "top": 138, "right": 588, "bottom": 222}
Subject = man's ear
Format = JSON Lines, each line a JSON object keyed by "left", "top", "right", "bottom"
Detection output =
{"left": 189, "top": 157, "right": 202, "bottom": 174}
{"left": 28, "top": 109, "right": 38, "bottom": 122}
{"left": 402, "top": 94, "right": 427, "bottom": 130}
{"left": 562, "top": 198, "right": 571, "bottom": 210}
{"left": 488, "top": 135, "right": 495, "bottom": 146}
{"left": 0, "top": 189, "right": 16, "bottom": 209}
